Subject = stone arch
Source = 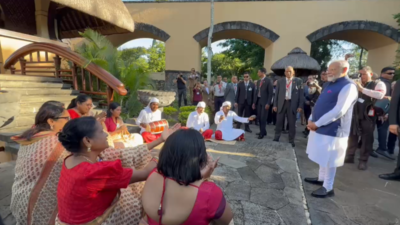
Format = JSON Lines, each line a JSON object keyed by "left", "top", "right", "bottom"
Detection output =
{"left": 108, "top": 22, "right": 170, "bottom": 47}
{"left": 307, "top": 20, "right": 400, "bottom": 45}
{"left": 193, "top": 21, "right": 280, "bottom": 48}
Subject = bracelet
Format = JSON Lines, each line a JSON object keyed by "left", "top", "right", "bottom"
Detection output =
{"left": 151, "top": 157, "right": 159, "bottom": 163}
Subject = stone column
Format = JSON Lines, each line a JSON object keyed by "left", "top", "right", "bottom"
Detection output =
{"left": 34, "top": 0, "right": 50, "bottom": 38}
{"left": 367, "top": 42, "right": 399, "bottom": 72}
{"left": 264, "top": 38, "right": 311, "bottom": 72}
{"left": 164, "top": 37, "right": 201, "bottom": 91}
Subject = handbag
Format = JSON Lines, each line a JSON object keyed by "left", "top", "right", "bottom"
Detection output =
{"left": 373, "top": 98, "right": 390, "bottom": 116}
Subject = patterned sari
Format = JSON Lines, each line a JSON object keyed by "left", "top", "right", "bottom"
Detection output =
{"left": 10, "top": 132, "right": 152, "bottom": 225}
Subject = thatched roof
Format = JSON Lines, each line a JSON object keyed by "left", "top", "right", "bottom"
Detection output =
{"left": 271, "top": 48, "right": 321, "bottom": 74}
{"left": 52, "top": 0, "right": 134, "bottom": 32}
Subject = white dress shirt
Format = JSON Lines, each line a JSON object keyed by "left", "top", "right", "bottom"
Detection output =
{"left": 285, "top": 78, "right": 293, "bottom": 100}
{"left": 187, "top": 111, "right": 210, "bottom": 131}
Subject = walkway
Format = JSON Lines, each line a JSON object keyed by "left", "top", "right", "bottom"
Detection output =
{"left": 1, "top": 122, "right": 400, "bottom": 225}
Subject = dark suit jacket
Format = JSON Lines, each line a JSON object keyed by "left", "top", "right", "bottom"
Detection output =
{"left": 255, "top": 77, "right": 273, "bottom": 107}
{"left": 274, "top": 77, "right": 304, "bottom": 114}
{"left": 236, "top": 81, "right": 256, "bottom": 105}
{"left": 389, "top": 81, "right": 400, "bottom": 126}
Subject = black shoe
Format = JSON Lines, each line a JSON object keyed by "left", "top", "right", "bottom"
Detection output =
{"left": 344, "top": 156, "right": 354, "bottom": 164}
{"left": 379, "top": 172, "right": 400, "bottom": 181}
{"left": 376, "top": 149, "right": 396, "bottom": 160}
{"left": 273, "top": 138, "right": 279, "bottom": 142}
{"left": 311, "top": 187, "right": 335, "bottom": 198}
{"left": 358, "top": 161, "right": 367, "bottom": 170}
{"left": 258, "top": 135, "right": 265, "bottom": 139}
{"left": 370, "top": 151, "right": 379, "bottom": 158}
{"left": 245, "top": 128, "right": 252, "bottom": 133}
{"left": 290, "top": 142, "right": 295, "bottom": 147}
{"left": 304, "top": 177, "right": 323, "bottom": 186}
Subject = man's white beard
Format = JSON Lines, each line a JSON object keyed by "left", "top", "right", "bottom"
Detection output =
{"left": 327, "top": 74, "right": 341, "bottom": 82}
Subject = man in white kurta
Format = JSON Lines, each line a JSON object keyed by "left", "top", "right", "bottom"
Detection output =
{"left": 136, "top": 97, "right": 162, "bottom": 143}
{"left": 187, "top": 101, "right": 214, "bottom": 139}
{"left": 214, "top": 101, "right": 254, "bottom": 141}
{"left": 305, "top": 60, "right": 358, "bottom": 198}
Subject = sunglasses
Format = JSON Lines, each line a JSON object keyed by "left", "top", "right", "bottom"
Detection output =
{"left": 386, "top": 72, "right": 395, "bottom": 75}
{"left": 244, "top": 76, "right": 249, "bottom": 78}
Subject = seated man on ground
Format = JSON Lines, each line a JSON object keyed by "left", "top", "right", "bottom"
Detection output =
{"left": 103, "top": 102, "right": 144, "bottom": 148}
{"left": 214, "top": 101, "right": 255, "bottom": 141}
{"left": 186, "top": 101, "right": 213, "bottom": 139}
{"left": 137, "top": 98, "right": 163, "bottom": 143}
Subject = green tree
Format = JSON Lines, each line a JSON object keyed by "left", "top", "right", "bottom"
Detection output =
{"left": 310, "top": 40, "right": 342, "bottom": 71}
{"left": 219, "top": 39, "right": 264, "bottom": 71}
{"left": 119, "top": 47, "right": 147, "bottom": 66}
{"left": 147, "top": 41, "right": 166, "bottom": 72}
{"left": 75, "top": 29, "right": 152, "bottom": 117}
{"left": 201, "top": 53, "right": 244, "bottom": 78}
{"left": 394, "top": 13, "right": 400, "bottom": 80}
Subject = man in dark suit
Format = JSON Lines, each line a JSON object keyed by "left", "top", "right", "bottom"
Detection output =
{"left": 379, "top": 80, "right": 400, "bottom": 181}
{"left": 224, "top": 76, "right": 238, "bottom": 111}
{"left": 273, "top": 66, "right": 304, "bottom": 147}
{"left": 235, "top": 72, "right": 256, "bottom": 132}
{"left": 254, "top": 68, "right": 273, "bottom": 139}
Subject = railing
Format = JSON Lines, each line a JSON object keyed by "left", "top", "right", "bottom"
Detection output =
{"left": 3, "top": 42, "right": 127, "bottom": 105}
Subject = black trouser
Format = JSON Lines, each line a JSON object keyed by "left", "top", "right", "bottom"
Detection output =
{"left": 395, "top": 135, "right": 400, "bottom": 173}
{"left": 237, "top": 102, "right": 251, "bottom": 129}
{"left": 178, "top": 88, "right": 187, "bottom": 108}
{"left": 192, "top": 101, "right": 199, "bottom": 106}
{"left": 387, "top": 132, "right": 397, "bottom": 155}
{"left": 274, "top": 100, "right": 296, "bottom": 142}
{"left": 214, "top": 96, "right": 225, "bottom": 112}
{"left": 257, "top": 97, "right": 269, "bottom": 136}
{"left": 347, "top": 118, "right": 376, "bottom": 162}
{"left": 377, "top": 119, "right": 389, "bottom": 151}
{"left": 267, "top": 103, "right": 276, "bottom": 125}
{"left": 303, "top": 104, "right": 312, "bottom": 134}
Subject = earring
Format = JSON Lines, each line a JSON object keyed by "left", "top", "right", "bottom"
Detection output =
{"left": 50, "top": 125, "right": 54, "bottom": 130}
{"left": 87, "top": 147, "right": 91, "bottom": 152}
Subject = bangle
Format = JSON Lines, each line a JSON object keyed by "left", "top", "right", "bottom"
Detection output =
{"left": 151, "top": 157, "right": 159, "bottom": 163}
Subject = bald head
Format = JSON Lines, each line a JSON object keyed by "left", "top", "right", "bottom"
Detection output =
{"left": 231, "top": 76, "right": 238, "bottom": 84}
{"left": 327, "top": 60, "right": 349, "bottom": 82}
{"left": 285, "top": 66, "right": 295, "bottom": 79}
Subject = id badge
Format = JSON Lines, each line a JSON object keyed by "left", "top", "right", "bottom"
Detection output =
{"left": 197, "top": 92, "right": 200, "bottom": 95}
{"left": 358, "top": 98, "right": 365, "bottom": 103}
{"left": 368, "top": 108, "right": 375, "bottom": 116}
{"left": 249, "top": 88, "right": 252, "bottom": 91}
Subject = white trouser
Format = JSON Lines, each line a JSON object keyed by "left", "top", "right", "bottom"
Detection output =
{"left": 318, "top": 166, "right": 337, "bottom": 191}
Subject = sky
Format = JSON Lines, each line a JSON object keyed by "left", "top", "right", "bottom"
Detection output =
{"left": 118, "top": 38, "right": 228, "bottom": 53}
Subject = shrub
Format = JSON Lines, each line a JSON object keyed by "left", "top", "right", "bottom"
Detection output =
{"left": 163, "top": 106, "right": 178, "bottom": 116}
{"left": 179, "top": 106, "right": 196, "bottom": 112}
{"left": 167, "top": 118, "right": 178, "bottom": 126}
{"left": 178, "top": 111, "right": 191, "bottom": 125}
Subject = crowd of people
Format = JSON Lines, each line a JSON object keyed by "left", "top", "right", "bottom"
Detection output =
{"left": 4, "top": 57, "right": 400, "bottom": 224}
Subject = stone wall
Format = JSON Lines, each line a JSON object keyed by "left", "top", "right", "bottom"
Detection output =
{"left": 165, "top": 70, "right": 193, "bottom": 91}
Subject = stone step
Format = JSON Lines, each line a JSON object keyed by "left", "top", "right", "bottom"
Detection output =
{"left": 19, "top": 101, "right": 72, "bottom": 115}
{"left": 20, "top": 95, "right": 76, "bottom": 103}
{"left": 2, "top": 88, "right": 79, "bottom": 96}
{"left": 0, "top": 80, "right": 71, "bottom": 89}
{"left": 0, "top": 126, "right": 31, "bottom": 143}
{"left": 0, "top": 74, "right": 62, "bottom": 83}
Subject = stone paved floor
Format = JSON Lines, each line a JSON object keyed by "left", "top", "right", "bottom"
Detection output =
{"left": 1, "top": 122, "right": 400, "bottom": 225}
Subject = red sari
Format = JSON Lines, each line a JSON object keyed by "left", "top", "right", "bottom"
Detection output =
{"left": 57, "top": 159, "right": 132, "bottom": 224}
{"left": 146, "top": 169, "right": 226, "bottom": 225}
{"left": 67, "top": 109, "right": 81, "bottom": 119}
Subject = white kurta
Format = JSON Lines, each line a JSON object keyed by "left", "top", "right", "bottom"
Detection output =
{"left": 306, "top": 83, "right": 358, "bottom": 168}
{"left": 214, "top": 110, "right": 249, "bottom": 141}
{"left": 136, "top": 107, "right": 162, "bottom": 134}
{"left": 187, "top": 111, "right": 210, "bottom": 131}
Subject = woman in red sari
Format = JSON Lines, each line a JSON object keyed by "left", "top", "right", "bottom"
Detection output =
{"left": 67, "top": 94, "right": 93, "bottom": 119}
{"left": 103, "top": 102, "right": 143, "bottom": 148}
{"left": 56, "top": 117, "right": 180, "bottom": 224}
{"left": 142, "top": 129, "right": 233, "bottom": 225}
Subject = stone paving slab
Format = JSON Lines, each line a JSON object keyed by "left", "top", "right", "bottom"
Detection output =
{"left": 207, "top": 124, "right": 309, "bottom": 225}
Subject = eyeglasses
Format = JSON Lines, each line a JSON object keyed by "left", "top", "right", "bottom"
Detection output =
{"left": 385, "top": 72, "right": 395, "bottom": 75}
{"left": 56, "top": 117, "right": 70, "bottom": 121}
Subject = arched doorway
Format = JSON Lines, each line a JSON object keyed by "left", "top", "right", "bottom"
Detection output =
{"left": 193, "top": 21, "right": 280, "bottom": 79}
{"left": 307, "top": 20, "right": 400, "bottom": 74}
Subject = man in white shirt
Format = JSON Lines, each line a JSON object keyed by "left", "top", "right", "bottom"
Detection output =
{"left": 213, "top": 75, "right": 227, "bottom": 113}
{"left": 186, "top": 101, "right": 213, "bottom": 139}
{"left": 136, "top": 98, "right": 162, "bottom": 143}
{"left": 345, "top": 66, "right": 386, "bottom": 170}
{"left": 214, "top": 101, "right": 255, "bottom": 141}
{"left": 305, "top": 60, "right": 358, "bottom": 198}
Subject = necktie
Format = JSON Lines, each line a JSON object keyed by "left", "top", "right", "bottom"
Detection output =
{"left": 245, "top": 83, "right": 248, "bottom": 99}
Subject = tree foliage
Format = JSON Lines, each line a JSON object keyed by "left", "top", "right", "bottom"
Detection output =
{"left": 147, "top": 41, "right": 166, "bottom": 72}
{"left": 75, "top": 29, "right": 153, "bottom": 117}
{"left": 394, "top": 13, "right": 400, "bottom": 80}
{"left": 310, "top": 40, "right": 340, "bottom": 72}
{"left": 219, "top": 39, "right": 264, "bottom": 71}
